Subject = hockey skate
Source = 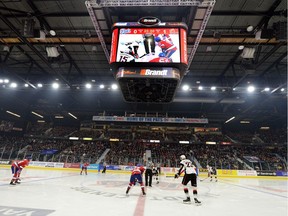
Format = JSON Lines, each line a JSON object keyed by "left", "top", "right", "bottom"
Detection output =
{"left": 183, "top": 197, "right": 191, "bottom": 204}
{"left": 10, "top": 182, "right": 16, "bottom": 185}
{"left": 142, "top": 192, "right": 146, "bottom": 196}
{"left": 194, "top": 198, "right": 202, "bottom": 206}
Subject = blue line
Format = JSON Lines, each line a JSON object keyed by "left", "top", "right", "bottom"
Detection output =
{"left": 220, "top": 180, "right": 288, "bottom": 198}
{"left": 0, "top": 173, "right": 79, "bottom": 187}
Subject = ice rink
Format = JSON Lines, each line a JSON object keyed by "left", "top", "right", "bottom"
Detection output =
{"left": 0, "top": 168, "right": 287, "bottom": 216}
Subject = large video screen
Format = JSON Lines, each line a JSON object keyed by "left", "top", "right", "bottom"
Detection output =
{"left": 114, "top": 28, "right": 181, "bottom": 63}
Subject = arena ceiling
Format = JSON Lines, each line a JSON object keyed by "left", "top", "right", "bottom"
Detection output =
{"left": 0, "top": 0, "right": 287, "bottom": 127}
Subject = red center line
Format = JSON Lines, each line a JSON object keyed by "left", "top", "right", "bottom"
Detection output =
{"left": 133, "top": 195, "right": 146, "bottom": 216}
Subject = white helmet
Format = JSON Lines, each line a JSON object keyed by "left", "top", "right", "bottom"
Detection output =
{"left": 180, "top": 155, "right": 186, "bottom": 160}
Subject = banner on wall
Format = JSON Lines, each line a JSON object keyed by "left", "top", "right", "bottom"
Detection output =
{"left": 92, "top": 116, "right": 208, "bottom": 124}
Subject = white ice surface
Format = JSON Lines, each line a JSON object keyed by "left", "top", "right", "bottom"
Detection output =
{"left": 0, "top": 168, "right": 287, "bottom": 216}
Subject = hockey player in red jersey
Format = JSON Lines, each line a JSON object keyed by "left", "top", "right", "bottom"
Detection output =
{"left": 10, "top": 156, "right": 31, "bottom": 185}
{"left": 174, "top": 155, "right": 201, "bottom": 205}
{"left": 155, "top": 36, "right": 177, "bottom": 59}
{"left": 126, "top": 165, "right": 146, "bottom": 196}
{"left": 80, "top": 162, "right": 89, "bottom": 175}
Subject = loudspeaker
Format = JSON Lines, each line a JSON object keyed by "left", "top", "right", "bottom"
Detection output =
{"left": 255, "top": 29, "right": 274, "bottom": 40}
{"left": 273, "top": 21, "right": 287, "bottom": 41}
{"left": 22, "top": 18, "right": 35, "bottom": 37}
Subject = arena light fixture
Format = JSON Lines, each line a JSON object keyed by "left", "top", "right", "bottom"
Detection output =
{"left": 111, "top": 84, "right": 118, "bottom": 90}
{"left": 24, "top": 83, "right": 29, "bottom": 87}
{"left": 49, "top": 30, "right": 56, "bottom": 36}
{"left": 6, "top": 110, "right": 21, "bottom": 118}
{"left": 246, "top": 25, "right": 254, "bottom": 32}
{"left": 110, "top": 138, "right": 120, "bottom": 142}
{"left": 99, "top": 84, "right": 105, "bottom": 89}
{"left": 247, "top": 86, "right": 255, "bottom": 93}
{"left": 238, "top": 45, "right": 245, "bottom": 50}
{"left": 10, "top": 82, "right": 17, "bottom": 88}
{"left": 85, "top": 83, "right": 92, "bottom": 89}
{"left": 4, "top": 79, "right": 9, "bottom": 83}
{"left": 55, "top": 115, "right": 64, "bottom": 119}
{"left": 182, "top": 85, "right": 189, "bottom": 91}
{"left": 179, "top": 141, "right": 189, "bottom": 144}
{"left": 68, "top": 112, "right": 78, "bottom": 120}
{"left": 31, "top": 111, "right": 43, "bottom": 118}
{"left": 211, "top": 86, "right": 216, "bottom": 91}
{"left": 280, "top": 88, "right": 285, "bottom": 92}
{"left": 240, "top": 121, "right": 250, "bottom": 124}
{"left": 198, "top": 86, "right": 203, "bottom": 90}
{"left": 150, "top": 140, "right": 160, "bottom": 143}
{"left": 37, "top": 83, "right": 43, "bottom": 88}
{"left": 69, "top": 137, "right": 79, "bottom": 140}
{"left": 52, "top": 82, "right": 59, "bottom": 89}
{"left": 263, "top": 87, "right": 270, "bottom": 92}
{"left": 225, "top": 116, "right": 235, "bottom": 124}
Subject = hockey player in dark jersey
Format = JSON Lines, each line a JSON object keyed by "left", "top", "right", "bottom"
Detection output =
{"left": 174, "top": 155, "right": 201, "bottom": 205}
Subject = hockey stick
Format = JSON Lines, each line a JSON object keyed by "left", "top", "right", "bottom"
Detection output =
{"left": 200, "top": 177, "right": 209, "bottom": 182}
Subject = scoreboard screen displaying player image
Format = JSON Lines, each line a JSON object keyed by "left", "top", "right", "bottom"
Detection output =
{"left": 117, "top": 28, "right": 180, "bottom": 63}
{"left": 110, "top": 23, "right": 187, "bottom": 66}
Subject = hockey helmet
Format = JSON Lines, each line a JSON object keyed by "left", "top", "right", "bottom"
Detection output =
{"left": 180, "top": 155, "right": 186, "bottom": 160}
{"left": 155, "top": 36, "right": 161, "bottom": 42}
{"left": 158, "top": 52, "right": 166, "bottom": 57}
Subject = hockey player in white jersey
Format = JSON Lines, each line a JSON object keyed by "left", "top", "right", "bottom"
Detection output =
{"left": 174, "top": 155, "right": 201, "bottom": 205}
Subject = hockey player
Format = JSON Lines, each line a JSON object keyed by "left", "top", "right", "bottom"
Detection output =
{"left": 80, "top": 162, "right": 89, "bottom": 175}
{"left": 119, "top": 40, "right": 141, "bottom": 62}
{"left": 174, "top": 155, "right": 201, "bottom": 205}
{"left": 126, "top": 165, "right": 146, "bottom": 196}
{"left": 152, "top": 166, "right": 159, "bottom": 184}
{"left": 207, "top": 165, "right": 218, "bottom": 182}
{"left": 154, "top": 36, "right": 177, "bottom": 59}
{"left": 10, "top": 156, "right": 31, "bottom": 185}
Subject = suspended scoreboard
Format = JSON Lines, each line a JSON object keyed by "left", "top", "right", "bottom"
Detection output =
{"left": 110, "top": 17, "right": 188, "bottom": 103}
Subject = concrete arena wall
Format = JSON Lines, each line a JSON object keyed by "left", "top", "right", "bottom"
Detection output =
{"left": 0, "top": 164, "right": 287, "bottom": 180}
